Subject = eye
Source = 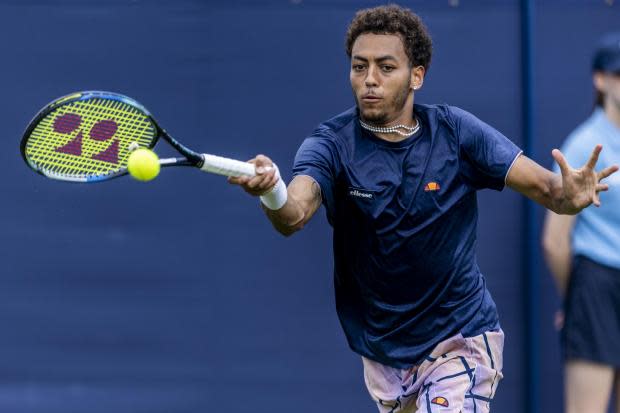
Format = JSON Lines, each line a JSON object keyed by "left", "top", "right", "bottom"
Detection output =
{"left": 352, "top": 64, "right": 366, "bottom": 72}
{"left": 381, "top": 65, "right": 395, "bottom": 72}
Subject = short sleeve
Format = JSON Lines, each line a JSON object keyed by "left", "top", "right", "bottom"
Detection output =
{"left": 292, "top": 129, "right": 340, "bottom": 211}
{"left": 451, "top": 106, "right": 523, "bottom": 191}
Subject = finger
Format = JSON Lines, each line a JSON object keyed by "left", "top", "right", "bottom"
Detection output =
{"left": 228, "top": 175, "right": 250, "bottom": 185}
{"left": 254, "top": 169, "right": 276, "bottom": 186}
{"left": 246, "top": 178, "right": 265, "bottom": 190}
{"left": 592, "top": 192, "right": 601, "bottom": 207}
{"left": 254, "top": 154, "right": 273, "bottom": 169}
{"left": 255, "top": 165, "right": 269, "bottom": 175}
{"left": 255, "top": 159, "right": 276, "bottom": 176}
{"left": 585, "top": 144, "right": 603, "bottom": 170}
{"left": 596, "top": 183, "right": 609, "bottom": 192}
{"left": 236, "top": 175, "right": 252, "bottom": 186}
{"left": 552, "top": 149, "right": 570, "bottom": 176}
{"left": 256, "top": 165, "right": 275, "bottom": 174}
{"left": 598, "top": 164, "right": 619, "bottom": 181}
{"left": 246, "top": 173, "right": 270, "bottom": 189}
{"left": 262, "top": 175, "right": 279, "bottom": 193}
{"left": 257, "top": 173, "right": 278, "bottom": 192}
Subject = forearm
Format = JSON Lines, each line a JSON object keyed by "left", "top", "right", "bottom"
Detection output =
{"left": 542, "top": 239, "right": 572, "bottom": 296}
{"left": 541, "top": 211, "right": 576, "bottom": 297}
{"left": 229, "top": 157, "right": 322, "bottom": 235}
{"left": 260, "top": 175, "right": 322, "bottom": 237}
{"left": 261, "top": 194, "right": 306, "bottom": 236}
{"left": 507, "top": 156, "right": 582, "bottom": 215}
{"left": 510, "top": 167, "right": 563, "bottom": 213}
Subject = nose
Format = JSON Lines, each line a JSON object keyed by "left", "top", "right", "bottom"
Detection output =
{"left": 365, "top": 66, "right": 379, "bottom": 88}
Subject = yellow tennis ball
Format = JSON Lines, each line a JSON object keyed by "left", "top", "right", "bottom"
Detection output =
{"left": 127, "top": 148, "right": 160, "bottom": 182}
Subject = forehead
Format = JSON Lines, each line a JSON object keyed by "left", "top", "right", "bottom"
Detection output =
{"left": 351, "top": 33, "right": 407, "bottom": 60}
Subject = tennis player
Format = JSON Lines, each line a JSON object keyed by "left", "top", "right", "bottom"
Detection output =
{"left": 229, "top": 5, "right": 618, "bottom": 412}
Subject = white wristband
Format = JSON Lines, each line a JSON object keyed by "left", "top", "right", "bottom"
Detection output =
{"left": 260, "top": 166, "right": 287, "bottom": 210}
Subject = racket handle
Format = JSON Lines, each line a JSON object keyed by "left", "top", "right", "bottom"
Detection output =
{"left": 200, "top": 154, "right": 256, "bottom": 177}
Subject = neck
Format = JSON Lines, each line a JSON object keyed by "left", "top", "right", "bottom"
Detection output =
{"left": 604, "top": 102, "right": 620, "bottom": 130}
{"left": 360, "top": 116, "right": 419, "bottom": 142}
{"left": 363, "top": 116, "right": 417, "bottom": 129}
{"left": 362, "top": 96, "right": 416, "bottom": 142}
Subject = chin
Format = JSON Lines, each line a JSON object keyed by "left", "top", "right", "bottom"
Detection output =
{"left": 360, "top": 107, "right": 387, "bottom": 124}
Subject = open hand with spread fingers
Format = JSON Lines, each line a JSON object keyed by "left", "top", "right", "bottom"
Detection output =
{"left": 552, "top": 144, "right": 619, "bottom": 214}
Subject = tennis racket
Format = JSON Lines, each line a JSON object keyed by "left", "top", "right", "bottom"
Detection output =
{"left": 20, "top": 91, "right": 257, "bottom": 182}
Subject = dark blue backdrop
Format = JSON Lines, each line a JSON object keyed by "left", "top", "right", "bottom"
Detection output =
{"left": 0, "top": 1, "right": 617, "bottom": 412}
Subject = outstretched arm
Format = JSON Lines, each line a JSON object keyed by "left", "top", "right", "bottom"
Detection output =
{"left": 228, "top": 155, "right": 322, "bottom": 236}
{"left": 506, "top": 145, "right": 618, "bottom": 214}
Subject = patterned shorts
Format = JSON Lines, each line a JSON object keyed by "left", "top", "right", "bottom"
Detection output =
{"left": 363, "top": 330, "right": 504, "bottom": 413}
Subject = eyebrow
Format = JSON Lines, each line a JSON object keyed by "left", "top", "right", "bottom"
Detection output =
{"left": 352, "top": 55, "right": 398, "bottom": 63}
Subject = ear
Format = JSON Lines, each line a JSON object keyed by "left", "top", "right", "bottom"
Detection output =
{"left": 593, "top": 72, "right": 605, "bottom": 93}
{"left": 411, "top": 66, "right": 426, "bottom": 91}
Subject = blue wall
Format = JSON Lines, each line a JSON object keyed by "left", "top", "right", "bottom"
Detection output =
{"left": 0, "top": 1, "right": 617, "bottom": 412}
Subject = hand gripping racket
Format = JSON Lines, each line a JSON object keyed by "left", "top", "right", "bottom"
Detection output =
{"left": 20, "top": 91, "right": 256, "bottom": 182}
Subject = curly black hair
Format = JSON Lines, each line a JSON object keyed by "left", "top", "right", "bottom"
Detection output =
{"left": 345, "top": 4, "right": 433, "bottom": 71}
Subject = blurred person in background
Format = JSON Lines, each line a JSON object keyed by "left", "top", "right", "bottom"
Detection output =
{"left": 543, "top": 32, "right": 620, "bottom": 413}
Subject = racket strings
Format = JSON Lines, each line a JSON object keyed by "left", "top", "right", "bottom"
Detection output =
{"left": 25, "top": 98, "right": 155, "bottom": 178}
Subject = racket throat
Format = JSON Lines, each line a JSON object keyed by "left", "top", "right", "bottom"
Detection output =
{"left": 160, "top": 131, "right": 203, "bottom": 166}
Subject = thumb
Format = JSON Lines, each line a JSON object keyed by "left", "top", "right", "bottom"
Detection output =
{"left": 552, "top": 149, "right": 570, "bottom": 177}
{"left": 254, "top": 155, "right": 274, "bottom": 174}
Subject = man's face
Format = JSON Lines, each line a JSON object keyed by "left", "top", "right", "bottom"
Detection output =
{"left": 350, "top": 33, "right": 423, "bottom": 124}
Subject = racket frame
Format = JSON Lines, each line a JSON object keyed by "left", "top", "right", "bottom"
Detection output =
{"left": 21, "top": 91, "right": 207, "bottom": 182}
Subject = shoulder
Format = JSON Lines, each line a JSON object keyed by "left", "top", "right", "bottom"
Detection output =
{"left": 414, "top": 103, "right": 479, "bottom": 132}
{"left": 443, "top": 105, "right": 485, "bottom": 131}
{"left": 414, "top": 103, "right": 475, "bottom": 149}
{"left": 295, "top": 108, "right": 358, "bottom": 164}
{"left": 299, "top": 107, "right": 359, "bottom": 155}
{"left": 313, "top": 106, "right": 358, "bottom": 139}
{"left": 415, "top": 102, "right": 452, "bottom": 122}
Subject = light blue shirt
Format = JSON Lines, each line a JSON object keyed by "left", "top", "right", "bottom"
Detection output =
{"left": 557, "top": 109, "right": 620, "bottom": 269}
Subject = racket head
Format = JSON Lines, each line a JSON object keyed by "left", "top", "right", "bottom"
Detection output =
{"left": 21, "top": 91, "right": 161, "bottom": 182}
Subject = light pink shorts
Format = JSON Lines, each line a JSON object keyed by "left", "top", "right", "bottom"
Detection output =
{"left": 363, "top": 330, "right": 504, "bottom": 413}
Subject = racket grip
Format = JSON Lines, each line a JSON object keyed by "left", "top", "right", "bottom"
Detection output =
{"left": 200, "top": 154, "right": 256, "bottom": 177}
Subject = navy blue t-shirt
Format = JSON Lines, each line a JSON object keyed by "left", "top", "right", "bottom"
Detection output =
{"left": 292, "top": 104, "right": 522, "bottom": 369}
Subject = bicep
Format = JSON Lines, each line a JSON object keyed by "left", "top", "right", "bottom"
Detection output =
{"left": 288, "top": 175, "right": 323, "bottom": 224}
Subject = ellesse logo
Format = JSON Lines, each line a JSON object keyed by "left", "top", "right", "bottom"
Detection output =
{"left": 424, "top": 181, "right": 440, "bottom": 192}
{"left": 431, "top": 396, "right": 449, "bottom": 407}
{"left": 348, "top": 188, "right": 374, "bottom": 199}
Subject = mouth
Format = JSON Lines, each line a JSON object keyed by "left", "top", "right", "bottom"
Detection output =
{"left": 361, "top": 94, "right": 382, "bottom": 103}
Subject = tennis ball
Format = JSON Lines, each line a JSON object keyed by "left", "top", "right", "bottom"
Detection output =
{"left": 127, "top": 148, "right": 160, "bottom": 182}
